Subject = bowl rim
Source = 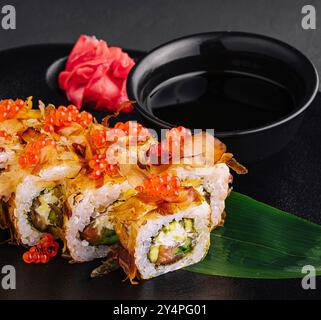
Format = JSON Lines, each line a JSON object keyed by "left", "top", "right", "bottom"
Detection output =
{"left": 127, "top": 31, "right": 319, "bottom": 137}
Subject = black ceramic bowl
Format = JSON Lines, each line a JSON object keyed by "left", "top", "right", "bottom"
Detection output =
{"left": 127, "top": 32, "right": 319, "bottom": 163}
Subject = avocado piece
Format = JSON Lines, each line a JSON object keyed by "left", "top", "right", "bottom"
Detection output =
{"left": 148, "top": 245, "right": 160, "bottom": 263}
{"left": 48, "top": 204, "right": 63, "bottom": 227}
{"left": 174, "top": 237, "right": 192, "bottom": 255}
{"left": 99, "top": 228, "right": 119, "bottom": 245}
{"left": 48, "top": 210, "right": 57, "bottom": 225}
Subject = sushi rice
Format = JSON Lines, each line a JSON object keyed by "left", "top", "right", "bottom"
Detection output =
{"left": 66, "top": 179, "right": 131, "bottom": 262}
{"left": 134, "top": 201, "right": 211, "bottom": 279}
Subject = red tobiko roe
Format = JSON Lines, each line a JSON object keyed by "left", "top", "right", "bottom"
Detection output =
{"left": 43, "top": 105, "right": 93, "bottom": 133}
{"left": 58, "top": 35, "right": 135, "bottom": 113}
{"left": 22, "top": 233, "right": 59, "bottom": 264}
{"left": 114, "top": 121, "right": 150, "bottom": 142}
{"left": 88, "top": 153, "right": 119, "bottom": 180}
{"left": 18, "top": 136, "right": 56, "bottom": 169}
{"left": 0, "top": 98, "right": 26, "bottom": 122}
{"left": 90, "top": 127, "right": 126, "bottom": 149}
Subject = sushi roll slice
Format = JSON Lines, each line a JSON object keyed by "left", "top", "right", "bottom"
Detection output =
{"left": 8, "top": 103, "right": 94, "bottom": 245}
{"left": 147, "top": 130, "right": 247, "bottom": 228}
{"left": 111, "top": 172, "right": 211, "bottom": 282}
{"left": 11, "top": 152, "right": 81, "bottom": 246}
{"left": 9, "top": 145, "right": 81, "bottom": 246}
{"left": 65, "top": 174, "right": 132, "bottom": 262}
{"left": 63, "top": 120, "right": 158, "bottom": 262}
{"left": 13, "top": 176, "right": 66, "bottom": 245}
{"left": 63, "top": 120, "right": 155, "bottom": 262}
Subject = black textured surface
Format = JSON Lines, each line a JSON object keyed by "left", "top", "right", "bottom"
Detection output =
{"left": 1, "top": 245, "right": 321, "bottom": 300}
{"left": 0, "top": 0, "right": 320, "bottom": 82}
{"left": 0, "top": 0, "right": 321, "bottom": 299}
{"left": 0, "top": 44, "right": 320, "bottom": 300}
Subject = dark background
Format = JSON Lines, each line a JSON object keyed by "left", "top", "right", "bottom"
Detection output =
{"left": 0, "top": 0, "right": 321, "bottom": 300}
{"left": 0, "top": 0, "right": 320, "bottom": 78}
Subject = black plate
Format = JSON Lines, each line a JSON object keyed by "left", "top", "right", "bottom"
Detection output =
{"left": 0, "top": 44, "right": 321, "bottom": 300}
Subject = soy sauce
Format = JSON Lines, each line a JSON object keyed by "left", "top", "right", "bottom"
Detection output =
{"left": 146, "top": 71, "right": 295, "bottom": 131}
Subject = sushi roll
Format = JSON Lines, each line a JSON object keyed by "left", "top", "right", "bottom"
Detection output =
{"left": 147, "top": 130, "right": 247, "bottom": 228}
{"left": 111, "top": 172, "right": 211, "bottom": 282}
{"left": 11, "top": 152, "right": 81, "bottom": 246}
{"left": 9, "top": 103, "right": 94, "bottom": 245}
{"left": 63, "top": 121, "right": 156, "bottom": 262}
{"left": 13, "top": 176, "right": 66, "bottom": 245}
{"left": 65, "top": 174, "right": 132, "bottom": 262}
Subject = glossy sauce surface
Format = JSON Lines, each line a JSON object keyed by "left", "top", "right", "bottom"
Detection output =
{"left": 146, "top": 71, "right": 295, "bottom": 131}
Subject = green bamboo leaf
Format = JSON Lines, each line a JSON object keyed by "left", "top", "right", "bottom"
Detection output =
{"left": 186, "top": 192, "right": 321, "bottom": 278}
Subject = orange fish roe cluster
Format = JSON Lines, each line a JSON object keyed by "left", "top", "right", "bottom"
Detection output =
{"left": 90, "top": 121, "right": 149, "bottom": 150}
{"left": 0, "top": 130, "right": 10, "bottom": 140}
{"left": 149, "top": 126, "right": 192, "bottom": 164}
{"left": 0, "top": 99, "right": 26, "bottom": 122}
{"left": 43, "top": 105, "right": 93, "bottom": 133}
{"left": 23, "top": 234, "right": 59, "bottom": 264}
{"left": 90, "top": 128, "right": 108, "bottom": 149}
{"left": 136, "top": 172, "right": 182, "bottom": 202}
{"left": 19, "top": 136, "right": 56, "bottom": 168}
{"left": 88, "top": 153, "right": 119, "bottom": 180}
{"left": 114, "top": 121, "right": 150, "bottom": 142}
{"left": 90, "top": 127, "right": 126, "bottom": 149}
